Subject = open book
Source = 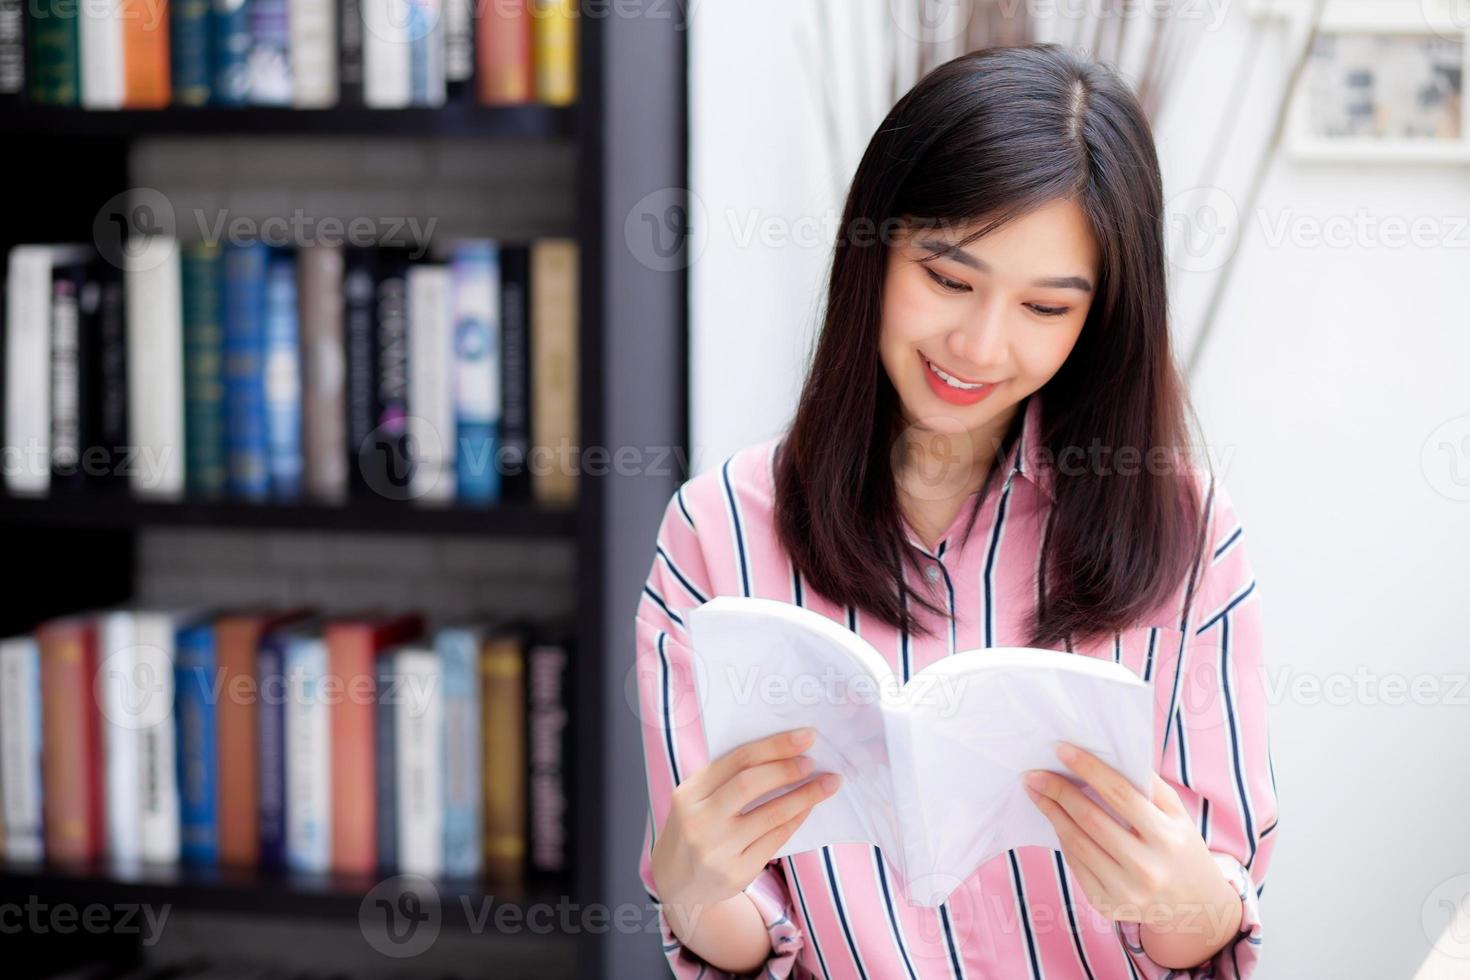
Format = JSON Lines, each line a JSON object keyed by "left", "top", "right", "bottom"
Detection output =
{"left": 686, "top": 596, "right": 1155, "bottom": 908}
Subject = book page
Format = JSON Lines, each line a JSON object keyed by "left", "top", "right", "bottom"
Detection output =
{"left": 687, "top": 598, "right": 905, "bottom": 863}
{"left": 898, "top": 647, "right": 1155, "bottom": 906}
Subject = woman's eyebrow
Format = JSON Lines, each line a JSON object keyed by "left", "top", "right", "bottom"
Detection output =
{"left": 916, "top": 238, "right": 1094, "bottom": 293}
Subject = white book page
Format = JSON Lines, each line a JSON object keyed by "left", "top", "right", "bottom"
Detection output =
{"left": 687, "top": 597, "right": 905, "bottom": 864}
{"left": 898, "top": 647, "right": 1155, "bottom": 906}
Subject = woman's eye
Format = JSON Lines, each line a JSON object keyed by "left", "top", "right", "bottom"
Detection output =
{"left": 923, "top": 267, "right": 969, "bottom": 293}
{"left": 1027, "top": 303, "right": 1070, "bottom": 318}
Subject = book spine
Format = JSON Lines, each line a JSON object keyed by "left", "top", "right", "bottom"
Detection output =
{"left": 28, "top": 0, "right": 80, "bottom": 104}
{"left": 450, "top": 241, "right": 501, "bottom": 504}
{"left": 223, "top": 242, "right": 270, "bottom": 501}
{"left": 136, "top": 612, "right": 181, "bottom": 863}
{"left": 527, "top": 637, "right": 570, "bottom": 875}
{"left": 211, "top": 0, "right": 251, "bottom": 105}
{"left": 78, "top": 0, "right": 123, "bottom": 108}
{"left": 0, "top": 637, "right": 44, "bottom": 862}
{"left": 481, "top": 632, "right": 525, "bottom": 879}
{"left": 371, "top": 253, "right": 411, "bottom": 497}
{"left": 530, "top": 239, "right": 577, "bottom": 506}
{"left": 441, "top": 0, "right": 469, "bottom": 91}
{"left": 439, "top": 628, "right": 481, "bottom": 878}
{"left": 183, "top": 242, "right": 227, "bottom": 498}
{"left": 476, "top": 0, "right": 530, "bottom": 105}
{"left": 125, "top": 238, "right": 186, "bottom": 500}
{"left": 0, "top": 0, "right": 24, "bottom": 99}
{"left": 362, "top": 0, "right": 410, "bottom": 107}
{"left": 247, "top": 0, "right": 291, "bottom": 104}
{"left": 394, "top": 648, "right": 442, "bottom": 876}
{"left": 531, "top": 0, "right": 575, "bottom": 106}
{"left": 407, "top": 264, "right": 453, "bottom": 503}
{"left": 95, "top": 267, "right": 128, "bottom": 490}
{"left": 335, "top": 0, "right": 361, "bottom": 106}
{"left": 327, "top": 624, "right": 377, "bottom": 874}
{"left": 214, "top": 617, "right": 261, "bottom": 867}
{"left": 264, "top": 251, "right": 303, "bottom": 502}
{"left": 98, "top": 612, "right": 141, "bottom": 866}
{"left": 256, "top": 633, "right": 287, "bottom": 869}
{"left": 169, "top": 0, "right": 210, "bottom": 104}
{"left": 49, "top": 265, "right": 84, "bottom": 488}
{"left": 176, "top": 621, "right": 219, "bottom": 866}
{"left": 120, "top": 0, "right": 170, "bottom": 107}
{"left": 374, "top": 649, "right": 398, "bottom": 873}
{"left": 498, "top": 244, "right": 531, "bottom": 499}
{"left": 299, "top": 245, "right": 347, "bottom": 504}
{"left": 73, "top": 262, "right": 108, "bottom": 490}
{"left": 405, "top": 0, "right": 442, "bottom": 106}
{"left": 6, "top": 248, "right": 54, "bottom": 496}
{"left": 39, "top": 620, "right": 103, "bottom": 864}
{"left": 289, "top": 0, "right": 335, "bottom": 106}
{"left": 343, "top": 250, "right": 378, "bottom": 496}
{"left": 881, "top": 705, "right": 933, "bottom": 900}
{"left": 285, "top": 636, "right": 331, "bottom": 873}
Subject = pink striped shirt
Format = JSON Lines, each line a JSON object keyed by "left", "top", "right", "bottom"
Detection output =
{"left": 635, "top": 393, "right": 1279, "bottom": 979}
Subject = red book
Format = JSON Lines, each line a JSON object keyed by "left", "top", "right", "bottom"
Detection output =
{"left": 216, "top": 608, "right": 311, "bottom": 867}
{"left": 326, "top": 612, "right": 423, "bottom": 875}
{"left": 38, "top": 617, "right": 104, "bottom": 865}
{"left": 477, "top": 0, "right": 533, "bottom": 105}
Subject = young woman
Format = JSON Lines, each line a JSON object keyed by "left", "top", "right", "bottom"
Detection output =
{"left": 636, "top": 43, "right": 1277, "bottom": 979}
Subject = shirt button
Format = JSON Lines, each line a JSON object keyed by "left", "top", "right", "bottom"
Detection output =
{"left": 924, "top": 564, "right": 941, "bottom": 583}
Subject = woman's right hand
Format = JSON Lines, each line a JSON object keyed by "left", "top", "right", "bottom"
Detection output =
{"left": 650, "top": 726, "right": 842, "bottom": 916}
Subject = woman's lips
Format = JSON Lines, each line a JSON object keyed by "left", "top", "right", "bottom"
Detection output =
{"left": 921, "top": 353, "right": 1000, "bottom": 406}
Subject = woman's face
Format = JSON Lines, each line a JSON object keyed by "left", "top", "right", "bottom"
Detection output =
{"left": 879, "top": 197, "right": 1100, "bottom": 443}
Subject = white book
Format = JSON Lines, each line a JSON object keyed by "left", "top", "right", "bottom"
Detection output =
{"left": 391, "top": 647, "right": 443, "bottom": 876}
{"left": 134, "top": 610, "right": 182, "bottom": 863}
{"left": 79, "top": 0, "right": 124, "bottom": 108}
{"left": 125, "top": 240, "right": 185, "bottom": 499}
{"left": 407, "top": 264, "right": 454, "bottom": 503}
{"left": 361, "top": 0, "right": 412, "bottom": 107}
{"left": 289, "top": 0, "right": 337, "bottom": 107}
{"left": 5, "top": 245, "right": 91, "bottom": 496}
{"left": 285, "top": 635, "right": 331, "bottom": 873}
{"left": 0, "top": 636, "right": 44, "bottom": 862}
{"left": 686, "top": 596, "right": 1156, "bottom": 908}
{"left": 98, "top": 610, "right": 142, "bottom": 867}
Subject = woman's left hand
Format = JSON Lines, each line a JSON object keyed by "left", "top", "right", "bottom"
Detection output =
{"left": 1024, "top": 742, "right": 1243, "bottom": 968}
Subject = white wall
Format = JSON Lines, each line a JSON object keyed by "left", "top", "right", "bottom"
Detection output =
{"left": 691, "top": 3, "right": 1470, "bottom": 977}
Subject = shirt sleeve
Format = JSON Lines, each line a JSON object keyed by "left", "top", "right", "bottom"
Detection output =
{"left": 1118, "top": 472, "right": 1280, "bottom": 978}
{"left": 634, "top": 484, "right": 807, "bottom": 978}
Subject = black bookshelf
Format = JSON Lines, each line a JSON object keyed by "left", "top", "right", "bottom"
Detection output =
{"left": 0, "top": 7, "right": 690, "bottom": 980}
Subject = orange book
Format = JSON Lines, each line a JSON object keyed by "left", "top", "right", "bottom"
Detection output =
{"left": 38, "top": 617, "right": 104, "bottom": 865}
{"left": 481, "top": 629, "right": 526, "bottom": 880}
{"left": 122, "top": 0, "right": 170, "bottom": 107}
{"left": 477, "top": 0, "right": 533, "bottom": 104}
{"left": 326, "top": 612, "right": 423, "bottom": 875}
{"left": 216, "top": 609, "right": 310, "bottom": 867}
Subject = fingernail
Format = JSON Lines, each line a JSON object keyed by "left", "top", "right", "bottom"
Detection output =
{"left": 1023, "top": 771, "right": 1047, "bottom": 792}
{"left": 796, "top": 755, "right": 814, "bottom": 775}
{"left": 1055, "top": 742, "right": 1078, "bottom": 763}
{"left": 794, "top": 727, "right": 816, "bottom": 745}
{"left": 820, "top": 773, "right": 841, "bottom": 792}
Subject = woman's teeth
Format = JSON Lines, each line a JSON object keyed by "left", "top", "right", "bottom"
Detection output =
{"left": 927, "top": 359, "right": 984, "bottom": 390}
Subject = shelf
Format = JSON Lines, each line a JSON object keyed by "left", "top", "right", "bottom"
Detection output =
{"left": 0, "top": 492, "right": 577, "bottom": 538}
{"left": 0, "top": 859, "right": 573, "bottom": 931}
{"left": 3, "top": 103, "right": 577, "bottom": 139}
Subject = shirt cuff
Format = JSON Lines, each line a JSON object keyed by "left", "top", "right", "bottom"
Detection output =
{"left": 1117, "top": 852, "right": 1263, "bottom": 979}
{"left": 654, "top": 872, "right": 805, "bottom": 979}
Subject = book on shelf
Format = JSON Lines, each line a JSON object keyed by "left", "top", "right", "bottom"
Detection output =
{"left": 0, "top": 606, "right": 576, "bottom": 889}
{"left": 686, "top": 596, "right": 1155, "bottom": 908}
{"left": 3, "top": 236, "right": 579, "bottom": 511}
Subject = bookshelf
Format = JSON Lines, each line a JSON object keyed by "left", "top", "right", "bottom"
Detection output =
{"left": 0, "top": 8, "right": 688, "bottom": 980}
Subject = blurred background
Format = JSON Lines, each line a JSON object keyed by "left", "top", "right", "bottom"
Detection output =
{"left": 1, "top": 0, "right": 1467, "bottom": 978}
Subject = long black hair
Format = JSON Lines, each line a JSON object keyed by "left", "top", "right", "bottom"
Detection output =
{"left": 774, "top": 42, "right": 1205, "bottom": 649}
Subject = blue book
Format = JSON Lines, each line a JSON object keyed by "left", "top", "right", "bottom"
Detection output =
{"left": 175, "top": 619, "right": 219, "bottom": 866}
{"left": 257, "top": 629, "right": 288, "bottom": 870}
{"left": 0, "top": 637, "right": 45, "bottom": 861}
{"left": 438, "top": 627, "right": 482, "bottom": 878}
{"left": 211, "top": 0, "right": 252, "bottom": 105}
{"left": 223, "top": 242, "right": 270, "bottom": 501}
{"left": 375, "top": 649, "right": 398, "bottom": 874}
{"left": 246, "top": 0, "right": 291, "bottom": 105}
{"left": 170, "top": 0, "right": 212, "bottom": 105}
{"left": 284, "top": 633, "right": 330, "bottom": 873}
{"left": 450, "top": 241, "right": 502, "bottom": 504}
{"left": 182, "top": 243, "right": 227, "bottom": 498}
{"left": 263, "top": 252, "right": 302, "bottom": 501}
